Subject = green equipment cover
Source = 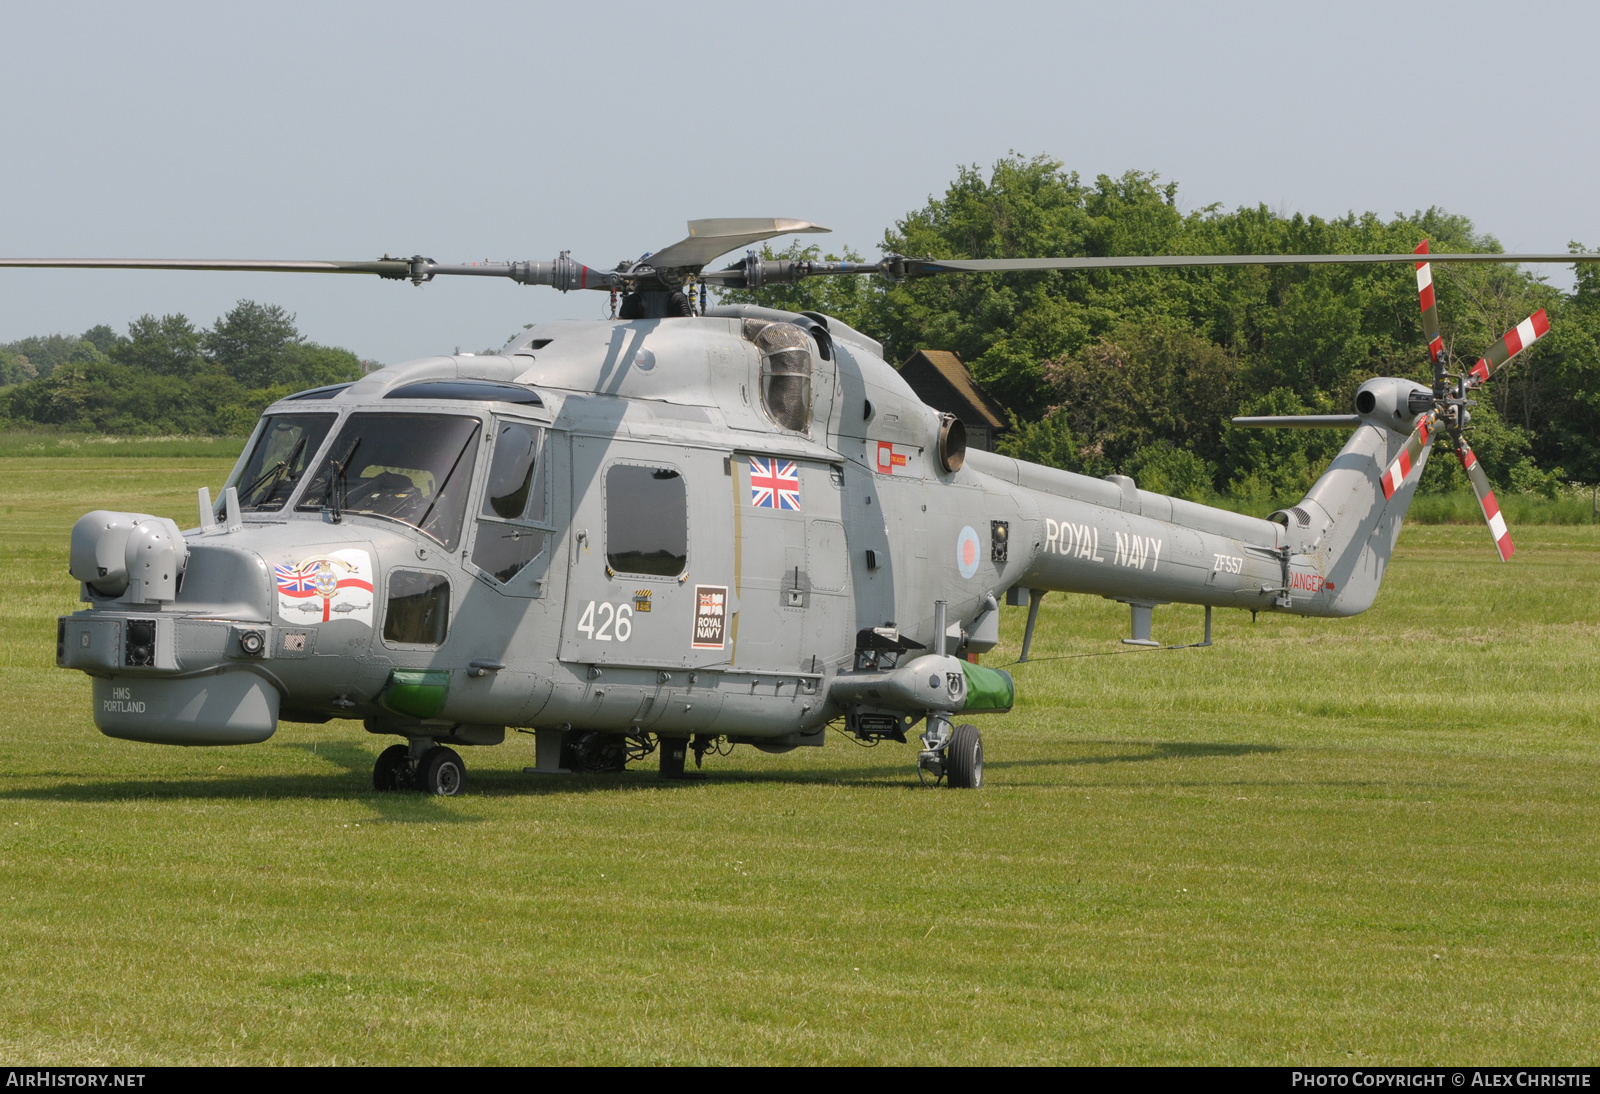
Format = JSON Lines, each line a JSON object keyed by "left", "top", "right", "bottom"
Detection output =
{"left": 381, "top": 669, "right": 450, "bottom": 719}
{"left": 960, "top": 661, "right": 1015, "bottom": 713}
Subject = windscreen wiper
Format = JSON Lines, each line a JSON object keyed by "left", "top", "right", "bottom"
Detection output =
{"left": 237, "top": 435, "right": 308, "bottom": 508}
{"left": 322, "top": 437, "right": 361, "bottom": 523}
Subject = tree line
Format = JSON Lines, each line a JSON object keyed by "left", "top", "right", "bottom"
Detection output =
{"left": 0, "top": 301, "right": 368, "bottom": 435}
{"left": 6, "top": 155, "right": 1597, "bottom": 508}
{"left": 724, "top": 154, "right": 1600, "bottom": 505}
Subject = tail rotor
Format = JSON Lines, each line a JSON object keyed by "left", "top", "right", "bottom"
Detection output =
{"left": 1390, "top": 241, "right": 1549, "bottom": 562}
{"left": 1380, "top": 411, "right": 1435, "bottom": 501}
{"left": 1465, "top": 309, "right": 1550, "bottom": 389}
{"left": 1455, "top": 436, "right": 1515, "bottom": 561}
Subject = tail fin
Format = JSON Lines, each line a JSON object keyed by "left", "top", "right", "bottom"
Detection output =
{"left": 1267, "top": 378, "right": 1434, "bottom": 617}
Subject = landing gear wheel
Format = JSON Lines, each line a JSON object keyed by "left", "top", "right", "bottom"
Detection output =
{"left": 562, "top": 731, "right": 628, "bottom": 774}
{"left": 373, "top": 744, "right": 410, "bottom": 791}
{"left": 417, "top": 746, "right": 466, "bottom": 796}
{"left": 946, "top": 724, "right": 983, "bottom": 789}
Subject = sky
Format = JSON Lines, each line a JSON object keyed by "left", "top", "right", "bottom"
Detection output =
{"left": 3, "top": 0, "right": 1597, "bottom": 364}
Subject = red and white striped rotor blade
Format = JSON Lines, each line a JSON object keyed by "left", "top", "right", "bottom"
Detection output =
{"left": 1380, "top": 413, "right": 1436, "bottom": 500}
{"left": 1456, "top": 439, "right": 1514, "bottom": 562}
{"left": 1467, "top": 309, "right": 1550, "bottom": 387}
{"left": 1414, "top": 241, "right": 1444, "bottom": 364}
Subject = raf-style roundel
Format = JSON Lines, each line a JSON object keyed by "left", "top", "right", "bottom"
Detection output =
{"left": 956, "top": 525, "right": 981, "bottom": 579}
{"left": 749, "top": 456, "right": 801, "bottom": 510}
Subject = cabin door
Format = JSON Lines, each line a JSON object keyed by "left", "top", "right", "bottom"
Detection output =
{"left": 559, "top": 437, "right": 733, "bottom": 670}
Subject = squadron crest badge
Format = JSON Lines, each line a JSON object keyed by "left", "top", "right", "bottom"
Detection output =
{"left": 276, "top": 549, "right": 375, "bottom": 625}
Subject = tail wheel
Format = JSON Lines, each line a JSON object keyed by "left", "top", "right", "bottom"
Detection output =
{"left": 373, "top": 744, "right": 410, "bottom": 791}
{"left": 946, "top": 723, "right": 983, "bottom": 789}
{"left": 417, "top": 746, "right": 466, "bottom": 796}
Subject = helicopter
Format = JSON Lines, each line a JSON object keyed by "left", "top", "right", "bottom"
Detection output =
{"left": 14, "top": 219, "right": 1597, "bottom": 794}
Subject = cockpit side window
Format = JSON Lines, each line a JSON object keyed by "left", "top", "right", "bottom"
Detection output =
{"left": 470, "top": 420, "right": 548, "bottom": 584}
{"left": 231, "top": 414, "right": 337, "bottom": 512}
{"left": 481, "top": 420, "right": 544, "bottom": 523}
{"left": 384, "top": 570, "right": 450, "bottom": 645}
{"left": 295, "top": 413, "right": 481, "bottom": 551}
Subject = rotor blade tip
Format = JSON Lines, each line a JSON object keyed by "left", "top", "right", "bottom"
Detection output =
{"left": 775, "top": 219, "right": 830, "bottom": 235}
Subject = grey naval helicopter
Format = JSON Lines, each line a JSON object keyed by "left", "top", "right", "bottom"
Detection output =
{"left": 12, "top": 219, "right": 1596, "bottom": 794}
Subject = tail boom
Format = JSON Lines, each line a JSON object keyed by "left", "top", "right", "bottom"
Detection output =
{"left": 967, "top": 378, "right": 1434, "bottom": 622}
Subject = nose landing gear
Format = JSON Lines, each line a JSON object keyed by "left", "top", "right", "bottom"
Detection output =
{"left": 372, "top": 741, "right": 467, "bottom": 796}
{"left": 917, "top": 717, "right": 983, "bottom": 789}
{"left": 946, "top": 723, "right": 983, "bottom": 789}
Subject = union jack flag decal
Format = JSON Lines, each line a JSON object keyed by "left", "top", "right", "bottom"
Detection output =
{"left": 749, "top": 456, "right": 801, "bottom": 511}
{"left": 275, "top": 564, "right": 314, "bottom": 595}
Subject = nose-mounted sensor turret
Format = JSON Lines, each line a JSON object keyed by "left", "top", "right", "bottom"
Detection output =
{"left": 69, "top": 511, "right": 190, "bottom": 604}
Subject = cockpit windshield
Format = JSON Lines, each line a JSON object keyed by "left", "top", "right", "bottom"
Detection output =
{"left": 233, "top": 414, "right": 337, "bottom": 512}
{"left": 295, "top": 413, "right": 482, "bottom": 550}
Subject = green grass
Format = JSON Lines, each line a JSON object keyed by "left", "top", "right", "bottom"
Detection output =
{"left": 1408, "top": 490, "right": 1599, "bottom": 525}
{"left": 1208, "top": 487, "right": 1599, "bottom": 525}
{"left": 0, "top": 431, "right": 247, "bottom": 460}
{"left": 1, "top": 458, "right": 1597, "bottom": 1064}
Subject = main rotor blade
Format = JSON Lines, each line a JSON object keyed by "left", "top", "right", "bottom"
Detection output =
{"left": 902, "top": 252, "right": 1600, "bottom": 276}
{"left": 12, "top": 243, "right": 1596, "bottom": 294}
{"left": 1414, "top": 242, "right": 1445, "bottom": 365}
{"left": 0, "top": 257, "right": 412, "bottom": 277}
{"left": 0, "top": 255, "right": 628, "bottom": 290}
{"left": 644, "top": 219, "right": 829, "bottom": 272}
{"left": 1456, "top": 438, "right": 1515, "bottom": 561}
{"left": 1467, "top": 310, "right": 1550, "bottom": 387}
{"left": 1380, "top": 413, "right": 1436, "bottom": 500}
{"left": 1231, "top": 414, "right": 1363, "bottom": 428}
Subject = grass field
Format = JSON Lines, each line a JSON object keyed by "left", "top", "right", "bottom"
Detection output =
{"left": 1, "top": 456, "right": 1597, "bottom": 1065}
{"left": 0, "top": 431, "right": 248, "bottom": 460}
